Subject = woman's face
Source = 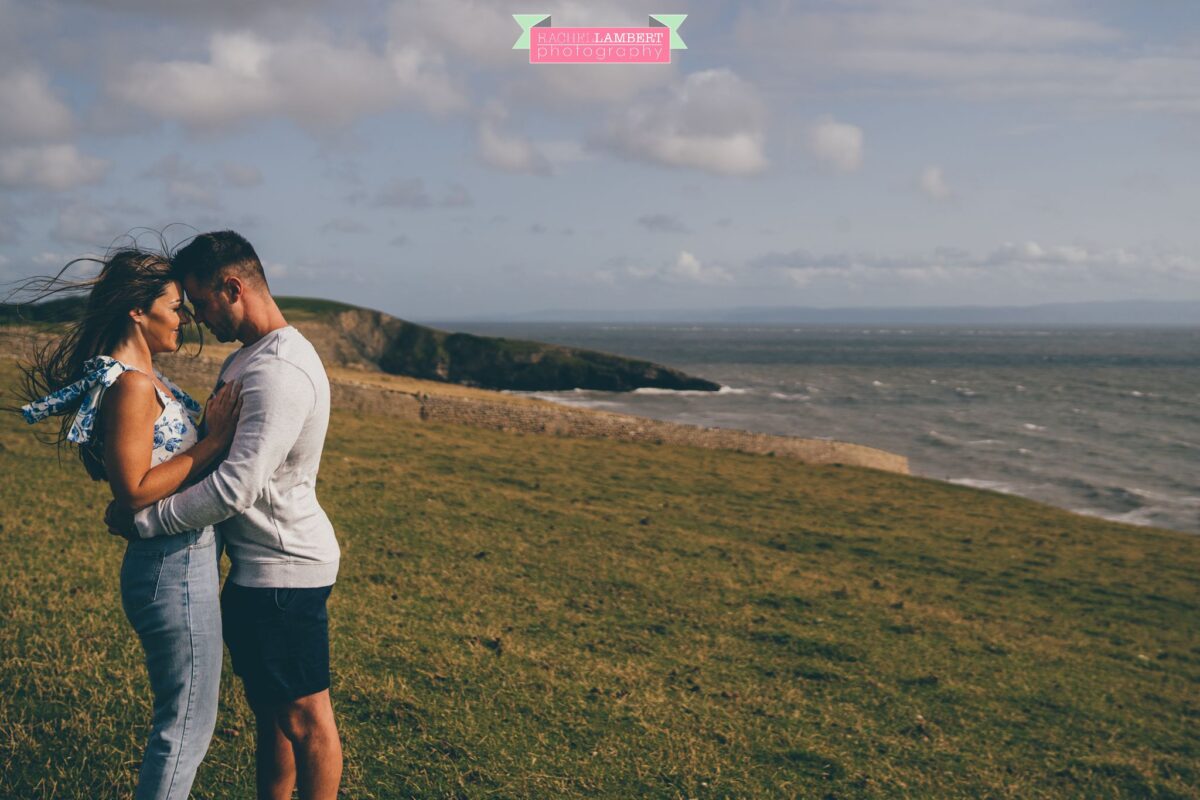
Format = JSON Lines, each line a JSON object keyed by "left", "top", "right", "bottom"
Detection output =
{"left": 140, "top": 281, "right": 186, "bottom": 354}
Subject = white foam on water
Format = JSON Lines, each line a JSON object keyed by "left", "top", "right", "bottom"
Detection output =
{"left": 924, "top": 430, "right": 963, "bottom": 446}
{"left": 631, "top": 385, "right": 749, "bottom": 397}
{"left": 1128, "top": 487, "right": 1171, "bottom": 502}
{"left": 872, "top": 380, "right": 886, "bottom": 387}
{"left": 632, "top": 388, "right": 709, "bottom": 396}
{"left": 769, "top": 392, "right": 811, "bottom": 402}
{"left": 1070, "top": 506, "right": 1163, "bottom": 529}
{"left": 967, "top": 439, "right": 1003, "bottom": 446}
{"left": 949, "top": 478, "right": 1021, "bottom": 495}
{"left": 1023, "top": 423, "right": 1047, "bottom": 431}
{"left": 525, "top": 393, "right": 620, "bottom": 409}
{"left": 955, "top": 387, "right": 977, "bottom": 397}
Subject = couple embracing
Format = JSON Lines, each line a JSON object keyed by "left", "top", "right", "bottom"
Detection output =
{"left": 19, "top": 231, "right": 342, "bottom": 799}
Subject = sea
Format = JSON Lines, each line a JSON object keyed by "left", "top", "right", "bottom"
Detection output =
{"left": 437, "top": 323, "right": 1200, "bottom": 534}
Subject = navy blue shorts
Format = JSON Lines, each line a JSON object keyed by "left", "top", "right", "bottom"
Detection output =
{"left": 221, "top": 582, "right": 333, "bottom": 707}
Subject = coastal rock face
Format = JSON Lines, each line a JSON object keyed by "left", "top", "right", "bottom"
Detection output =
{"left": 287, "top": 305, "right": 721, "bottom": 392}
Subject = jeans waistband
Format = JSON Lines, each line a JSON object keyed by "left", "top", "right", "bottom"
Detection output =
{"left": 125, "top": 525, "right": 216, "bottom": 556}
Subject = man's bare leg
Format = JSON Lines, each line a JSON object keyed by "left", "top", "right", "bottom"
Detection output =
{"left": 253, "top": 703, "right": 297, "bottom": 800}
{"left": 275, "top": 689, "right": 342, "bottom": 800}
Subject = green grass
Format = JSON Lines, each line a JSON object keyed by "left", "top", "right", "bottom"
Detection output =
{"left": 274, "top": 296, "right": 366, "bottom": 320}
{"left": 0, "top": 363, "right": 1197, "bottom": 798}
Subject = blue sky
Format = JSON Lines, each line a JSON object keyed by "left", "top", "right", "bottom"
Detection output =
{"left": 0, "top": 0, "right": 1197, "bottom": 318}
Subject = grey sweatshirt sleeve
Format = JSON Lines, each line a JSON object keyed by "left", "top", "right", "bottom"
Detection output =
{"left": 134, "top": 358, "right": 316, "bottom": 538}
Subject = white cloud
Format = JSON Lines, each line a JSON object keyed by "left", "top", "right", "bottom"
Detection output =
{"left": 637, "top": 213, "right": 689, "bottom": 234}
{"left": 669, "top": 250, "right": 732, "bottom": 284}
{"left": 0, "top": 67, "right": 74, "bottom": 142}
{"left": 390, "top": 0, "right": 674, "bottom": 107}
{"left": 62, "top": 0, "right": 332, "bottom": 20}
{"left": 732, "top": 0, "right": 1200, "bottom": 114}
{"left": 142, "top": 153, "right": 220, "bottom": 209}
{"left": 372, "top": 177, "right": 471, "bottom": 209}
{"left": 539, "top": 140, "right": 591, "bottom": 165}
{"left": 806, "top": 115, "right": 863, "bottom": 173}
{"left": 0, "top": 144, "right": 110, "bottom": 190}
{"left": 919, "top": 165, "right": 952, "bottom": 200}
{"left": 597, "top": 69, "right": 768, "bottom": 176}
{"left": 222, "top": 162, "right": 263, "bottom": 187}
{"left": 374, "top": 177, "right": 432, "bottom": 209}
{"left": 0, "top": 197, "right": 21, "bottom": 243}
{"left": 50, "top": 202, "right": 127, "bottom": 245}
{"left": 624, "top": 250, "right": 733, "bottom": 285}
{"left": 264, "top": 260, "right": 289, "bottom": 278}
{"left": 107, "top": 31, "right": 466, "bottom": 132}
{"left": 476, "top": 103, "right": 552, "bottom": 175}
{"left": 388, "top": 0, "right": 518, "bottom": 68}
{"left": 749, "top": 242, "right": 1200, "bottom": 287}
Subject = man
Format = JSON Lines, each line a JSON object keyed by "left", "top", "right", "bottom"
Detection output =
{"left": 126, "top": 231, "right": 343, "bottom": 800}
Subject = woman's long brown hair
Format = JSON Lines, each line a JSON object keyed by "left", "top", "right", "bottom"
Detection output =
{"left": 6, "top": 245, "right": 202, "bottom": 480}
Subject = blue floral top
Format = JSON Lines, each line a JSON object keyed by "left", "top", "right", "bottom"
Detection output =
{"left": 22, "top": 356, "right": 204, "bottom": 467}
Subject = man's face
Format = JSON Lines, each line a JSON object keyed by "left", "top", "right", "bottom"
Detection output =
{"left": 183, "top": 273, "right": 239, "bottom": 343}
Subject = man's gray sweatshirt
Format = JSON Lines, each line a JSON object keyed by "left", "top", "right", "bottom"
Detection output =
{"left": 134, "top": 325, "right": 340, "bottom": 588}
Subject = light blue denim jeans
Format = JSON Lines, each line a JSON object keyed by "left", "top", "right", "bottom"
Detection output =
{"left": 121, "top": 526, "right": 222, "bottom": 800}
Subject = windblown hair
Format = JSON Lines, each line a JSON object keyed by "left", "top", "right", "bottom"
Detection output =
{"left": 7, "top": 246, "right": 199, "bottom": 480}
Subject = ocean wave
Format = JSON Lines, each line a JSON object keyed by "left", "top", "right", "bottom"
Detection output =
{"left": 967, "top": 438, "right": 1003, "bottom": 446}
{"left": 631, "top": 385, "right": 749, "bottom": 397}
{"left": 1070, "top": 506, "right": 1163, "bottom": 529}
{"left": 1022, "top": 423, "right": 1047, "bottom": 432}
{"left": 955, "top": 387, "right": 977, "bottom": 397}
{"left": 921, "top": 430, "right": 962, "bottom": 448}
{"left": 769, "top": 392, "right": 812, "bottom": 402}
{"left": 949, "top": 478, "right": 1021, "bottom": 495}
{"left": 1059, "top": 479, "right": 1146, "bottom": 511}
{"left": 526, "top": 393, "right": 622, "bottom": 410}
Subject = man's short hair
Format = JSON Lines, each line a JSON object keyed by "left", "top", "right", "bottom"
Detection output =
{"left": 173, "top": 230, "right": 267, "bottom": 289}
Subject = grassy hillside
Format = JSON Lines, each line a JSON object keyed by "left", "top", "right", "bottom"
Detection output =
{"left": 0, "top": 296, "right": 721, "bottom": 392}
{"left": 0, "top": 363, "right": 1196, "bottom": 798}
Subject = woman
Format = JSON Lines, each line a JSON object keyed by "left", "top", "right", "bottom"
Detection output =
{"left": 15, "top": 248, "right": 241, "bottom": 799}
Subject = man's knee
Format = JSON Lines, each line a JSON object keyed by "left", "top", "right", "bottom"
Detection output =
{"left": 275, "top": 690, "right": 335, "bottom": 744}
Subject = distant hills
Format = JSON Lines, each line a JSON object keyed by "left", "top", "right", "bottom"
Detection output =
{"left": 447, "top": 300, "right": 1200, "bottom": 326}
{"left": 0, "top": 296, "right": 720, "bottom": 393}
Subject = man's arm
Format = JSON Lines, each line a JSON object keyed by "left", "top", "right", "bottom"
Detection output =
{"left": 102, "top": 376, "right": 242, "bottom": 511}
{"left": 134, "top": 359, "right": 314, "bottom": 538}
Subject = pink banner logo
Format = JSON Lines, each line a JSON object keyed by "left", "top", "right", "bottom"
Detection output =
{"left": 513, "top": 14, "right": 686, "bottom": 64}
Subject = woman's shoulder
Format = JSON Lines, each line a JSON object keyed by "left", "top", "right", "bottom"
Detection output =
{"left": 103, "top": 369, "right": 159, "bottom": 410}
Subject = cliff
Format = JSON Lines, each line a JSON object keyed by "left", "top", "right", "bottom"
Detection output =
{"left": 287, "top": 302, "right": 721, "bottom": 392}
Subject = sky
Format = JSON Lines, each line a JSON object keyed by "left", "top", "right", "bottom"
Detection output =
{"left": 0, "top": 0, "right": 1198, "bottom": 319}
